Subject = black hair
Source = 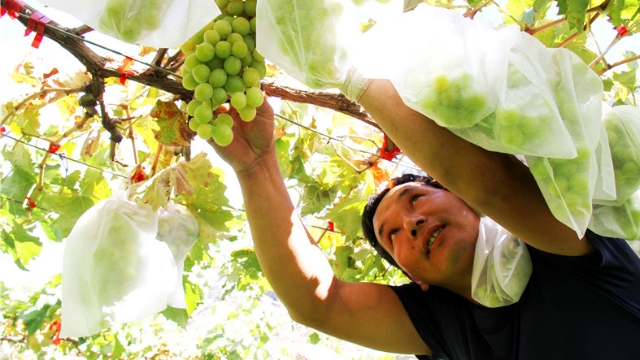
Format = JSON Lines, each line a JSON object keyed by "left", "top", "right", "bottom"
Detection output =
{"left": 361, "top": 174, "right": 445, "bottom": 269}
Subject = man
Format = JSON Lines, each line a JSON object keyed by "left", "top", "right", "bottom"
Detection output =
{"left": 208, "top": 80, "right": 640, "bottom": 359}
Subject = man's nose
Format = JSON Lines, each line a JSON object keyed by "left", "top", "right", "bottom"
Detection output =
{"left": 403, "top": 215, "right": 425, "bottom": 238}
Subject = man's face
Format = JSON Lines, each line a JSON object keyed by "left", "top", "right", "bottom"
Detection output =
{"left": 372, "top": 182, "right": 480, "bottom": 289}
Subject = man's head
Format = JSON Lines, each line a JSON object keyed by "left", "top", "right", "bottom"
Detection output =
{"left": 362, "top": 174, "right": 443, "bottom": 269}
{"left": 361, "top": 174, "right": 480, "bottom": 290}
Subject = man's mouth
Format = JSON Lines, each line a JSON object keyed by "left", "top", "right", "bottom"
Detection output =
{"left": 427, "top": 227, "right": 443, "bottom": 253}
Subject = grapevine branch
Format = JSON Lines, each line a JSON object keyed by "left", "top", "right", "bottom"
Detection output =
{"left": 8, "top": 1, "right": 376, "bottom": 127}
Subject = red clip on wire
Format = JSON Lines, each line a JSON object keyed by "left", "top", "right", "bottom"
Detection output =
{"left": 118, "top": 56, "right": 135, "bottom": 85}
{"left": 24, "top": 11, "right": 50, "bottom": 48}
{"left": 379, "top": 134, "right": 402, "bottom": 161}
{"left": 48, "top": 143, "right": 61, "bottom": 154}
{"left": 616, "top": 25, "right": 629, "bottom": 37}
{"left": 0, "top": 0, "right": 24, "bottom": 19}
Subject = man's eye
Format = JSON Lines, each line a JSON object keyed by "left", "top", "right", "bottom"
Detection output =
{"left": 389, "top": 229, "right": 398, "bottom": 242}
{"left": 412, "top": 195, "right": 423, "bottom": 203}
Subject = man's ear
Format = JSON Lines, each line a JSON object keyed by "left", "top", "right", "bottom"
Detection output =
{"left": 402, "top": 271, "right": 430, "bottom": 292}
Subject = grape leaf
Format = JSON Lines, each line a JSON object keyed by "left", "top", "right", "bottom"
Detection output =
{"left": 173, "top": 153, "right": 234, "bottom": 242}
{"left": 39, "top": 193, "right": 95, "bottom": 240}
{"left": 0, "top": 167, "right": 37, "bottom": 200}
{"left": 19, "top": 304, "right": 51, "bottom": 336}
{"left": 325, "top": 196, "right": 368, "bottom": 242}
{"left": 557, "top": 0, "right": 589, "bottom": 31}
{"left": 1, "top": 142, "right": 33, "bottom": 172}
{"left": 150, "top": 100, "right": 191, "bottom": 146}
{"left": 160, "top": 306, "right": 189, "bottom": 328}
{"left": 613, "top": 69, "right": 638, "bottom": 92}
{"left": 300, "top": 183, "right": 338, "bottom": 217}
{"left": 1, "top": 222, "right": 41, "bottom": 269}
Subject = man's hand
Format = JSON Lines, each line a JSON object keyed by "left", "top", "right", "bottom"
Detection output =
{"left": 207, "top": 98, "right": 275, "bottom": 173}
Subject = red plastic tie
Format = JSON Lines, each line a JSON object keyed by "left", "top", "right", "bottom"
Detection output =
{"left": 616, "top": 25, "right": 629, "bottom": 37}
{"left": 24, "top": 196, "right": 36, "bottom": 209}
{"left": 118, "top": 56, "right": 134, "bottom": 85}
{"left": 327, "top": 221, "right": 335, "bottom": 232}
{"left": 48, "top": 143, "right": 61, "bottom": 153}
{"left": 0, "top": 0, "right": 24, "bottom": 19}
{"left": 0, "top": 126, "right": 7, "bottom": 133}
{"left": 379, "top": 134, "right": 401, "bottom": 161}
{"left": 24, "top": 11, "right": 50, "bottom": 48}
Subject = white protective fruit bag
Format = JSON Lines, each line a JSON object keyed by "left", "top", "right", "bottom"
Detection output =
{"left": 257, "top": 0, "right": 404, "bottom": 89}
{"left": 471, "top": 217, "right": 532, "bottom": 308}
{"left": 363, "top": 6, "right": 512, "bottom": 129}
{"left": 523, "top": 49, "right": 606, "bottom": 238}
{"left": 61, "top": 191, "right": 177, "bottom": 338}
{"left": 595, "top": 105, "right": 640, "bottom": 206}
{"left": 590, "top": 189, "right": 640, "bottom": 240}
{"left": 39, "top": 0, "right": 221, "bottom": 47}
{"left": 156, "top": 202, "right": 199, "bottom": 308}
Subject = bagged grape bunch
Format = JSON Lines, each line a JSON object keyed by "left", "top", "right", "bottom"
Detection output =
{"left": 180, "top": 0, "right": 267, "bottom": 146}
{"left": 471, "top": 217, "right": 532, "bottom": 308}
{"left": 38, "top": 0, "right": 220, "bottom": 47}
{"left": 359, "top": 6, "right": 513, "bottom": 129}
{"left": 156, "top": 202, "right": 199, "bottom": 308}
{"left": 257, "top": 0, "right": 362, "bottom": 89}
{"left": 523, "top": 50, "right": 606, "bottom": 238}
{"left": 450, "top": 33, "right": 577, "bottom": 159}
{"left": 589, "top": 105, "right": 640, "bottom": 240}
{"left": 61, "top": 191, "right": 177, "bottom": 337}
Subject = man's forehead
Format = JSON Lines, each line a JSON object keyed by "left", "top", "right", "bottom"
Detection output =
{"left": 373, "top": 182, "right": 425, "bottom": 229}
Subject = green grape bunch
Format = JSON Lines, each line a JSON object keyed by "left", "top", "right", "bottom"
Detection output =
{"left": 99, "top": 0, "right": 169, "bottom": 43}
{"left": 180, "top": 0, "right": 266, "bottom": 147}
{"left": 603, "top": 108, "right": 640, "bottom": 204}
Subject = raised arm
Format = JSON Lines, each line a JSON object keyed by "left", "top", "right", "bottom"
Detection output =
{"left": 358, "top": 80, "right": 593, "bottom": 256}
{"left": 208, "top": 101, "right": 431, "bottom": 355}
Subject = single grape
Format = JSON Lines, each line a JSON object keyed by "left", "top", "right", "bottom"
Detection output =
{"left": 250, "top": 17, "right": 256, "bottom": 33}
{"left": 211, "top": 87, "right": 228, "bottom": 106}
{"left": 252, "top": 49, "right": 265, "bottom": 62}
{"left": 187, "top": 99, "right": 201, "bottom": 116}
{"left": 188, "top": 119, "right": 200, "bottom": 132}
{"left": 212, "top": 123, "right": 234, "bottom": 146}
{"left": 197, "top": 123, "right": 214, "bottom": 139}
{"left": 243, "top": 35, "right": 255, "bottom": 53}
{"left": 194, "top": 104, "right": 213, "bottom": 124}
{"left": 242, "top": 68, "right": 260, "bottom": 87}
{"left": 194, "top": 83, "right": 214, "bottom": 101}
{"left": 244, "top": 0, "right": 257, "bottom": 17}
{"left": 185, "top": 53, "right": 203, "bottom": 70}
{"left": 190, "top": 28, "right": 206, "bottom": 44}
{"left": 206, "top": 56, "right": 224, "bottom": 70}
{"left": 227, "top": 0, "right": 244, "bottom": 15}
{"left": 225, "top": 75, "right": 245, "bottom": 94}
{"left": 215, "top": 0, "right": 229, "bottom": 8}
{"left": 230, "top": 92, "right": 247, "bottom": 109}
{"left": 209, "top": 68, "right": 228, "bottom": 88}
{"left": 204, "top": 30, "right": 221, "bottom": 45}
{"left": 227, "top": 32, "right": 244, "bottom": 45}
{"left": 192, "top": 64, "right": 211, "bottom": 83}
{"left": 181, "top": 39, "right": 196, "bottom": 54}
{"left": 213, "top": 20, "right": 232, "bottom": 40}
{"left": 224, "top": 56, "right": 242, "bottom": 76}
{"left": 182, "top": 73, "right": 199, "bottom": 91}
{"left": 231, "top": 41, "right": 248, "bottom": 58}
{"left": 240, "top": 52, "right": 253, "bottom": 67}
{"left": 245, "top": 86, "right": 264, "bottom": 107}
{"left": 251, "top": 60, "right": 267, "bottom": 79}
{"left": 216, "top": 113, "right": 234, "bottom": 128}
{"left": 196, "top": 42, "right": 215, "bottom": 62}
{"left": 232, "top": 17, "right": 250, "bottom": 36}
{"left": 238, "top": 105, "right": 256, "bottom": 121}
{"left": 215, "top": 41, "right": 232, "bottom": 59}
